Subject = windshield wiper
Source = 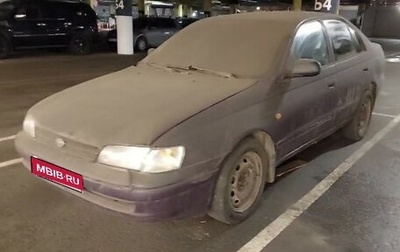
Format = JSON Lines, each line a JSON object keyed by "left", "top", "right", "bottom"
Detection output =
{"left": 144, "top": 62, "right": 236, "bottom": 78}
{"left": 167, "top": 65, "right": 236, "bottom": 78}
{"left": 141, "top": 62, "right": 175, "bottom": 72}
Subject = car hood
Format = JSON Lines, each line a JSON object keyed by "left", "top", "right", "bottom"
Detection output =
{"left": 28, "top": 65, "right": 256, "bottom": 147}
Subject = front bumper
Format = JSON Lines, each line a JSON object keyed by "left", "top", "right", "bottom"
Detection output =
{"left": 15, "top": 132, "right": 219, "bottom": 219}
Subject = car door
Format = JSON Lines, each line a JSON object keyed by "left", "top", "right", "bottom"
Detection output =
{"left": 275, "top": 20, "right": 339, "bottom": 159}
{"left": 145, "top": 18, "right": 176, "bottom": 46}
{"left": 157, "top": 18, "right": 178, "bottom": 42}
{"left": 10, "top": 3, "right": 47, "bottom": 48}
{"left": 322, "top": 19, "right": 371, "bottom": 125}
{"left": 40, "top": 2, "right": 70, "bottom": 46}
{"left": 144, "top": 18, "right": 163, "bottom": 46}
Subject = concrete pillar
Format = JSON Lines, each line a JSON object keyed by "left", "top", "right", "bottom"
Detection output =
{"left": 116, "top": 0, "right": 133, "bottom": 55}
{"left": 357, "top": 3, "right": 367, "bottom": 29}
{"left": 203, "top": 0, "right": 212, "bottom": 17}
{"left": 176, "top": 4, "right": 183, "bottom": 17}
{"left": 292, "top": 0, "right": 302, "bottom": 11}
{"left": 89, "top": 0, "right": 97, "bottom": 8}
{"left": 138, "top": 0, "right": 145, "bottom": 17}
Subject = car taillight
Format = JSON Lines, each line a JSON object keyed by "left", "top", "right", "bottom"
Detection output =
{"left": 97, "top": 19, "right": 101, "bottom": 31}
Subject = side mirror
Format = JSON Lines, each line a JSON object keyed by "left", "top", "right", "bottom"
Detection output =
{"left": 147, "top": 48, "right": 155, "bottom": 55}
{"left": 289, "top": 59, "right": 321, "bottom": 78}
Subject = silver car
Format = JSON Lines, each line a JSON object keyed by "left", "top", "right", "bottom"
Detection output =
{"left": 108, "top": 17, "right": 180, "bottom": 52}
{"left": 16, "top": 11, "right": 384, "bottom": 224}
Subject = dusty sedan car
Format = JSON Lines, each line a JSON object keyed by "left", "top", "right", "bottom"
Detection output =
{"left": 15, "top": 11, "right": 384, "bottom": 224}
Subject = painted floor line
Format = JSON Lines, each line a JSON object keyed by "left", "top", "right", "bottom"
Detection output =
{"left": 0, "top": 158, "right": 22, "bottom": 169}
{"left": 372, "top": 112, "right": 396, "bottom": 118}
{"left": 238, "top": 113, "right": 400, "bottom": 252}
{"left": 0, "top": 135, "right": 16, "bottom": 143}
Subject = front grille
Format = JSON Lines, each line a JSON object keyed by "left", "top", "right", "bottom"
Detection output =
{"left": 36, "top": 128, "right": 100, "bottom": 162}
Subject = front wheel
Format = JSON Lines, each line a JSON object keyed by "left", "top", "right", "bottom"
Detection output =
{"left": 342, "top": 90, "right": 374, "bottom": 141}
{"left": 208, "top": 137, "right": 268, "bottom": 224}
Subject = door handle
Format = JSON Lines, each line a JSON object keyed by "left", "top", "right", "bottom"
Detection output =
{"left": 327, "top": 82, "right": 336, "bottom": 90}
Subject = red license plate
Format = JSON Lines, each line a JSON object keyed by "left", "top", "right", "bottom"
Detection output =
{"left": 31, "top": 157, "right": 84, "bottom": 192}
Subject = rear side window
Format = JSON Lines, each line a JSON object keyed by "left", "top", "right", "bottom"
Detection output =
{"left": 291, "top": 21, "right": 330, "bottom": 66}
{"left": 348, "top": 26, "right": 365, "bottom": 53}
{"left": 323, "top": 20, "right": 358, "bottom": 61}
{"left": 70, "top": 3, "right": 96, "bottom": 20}
{"left": 79, "top": 4, "right": 97, "bottom": 19}
{"left": 42, "top": 3, "right": 70, "bottom": 19}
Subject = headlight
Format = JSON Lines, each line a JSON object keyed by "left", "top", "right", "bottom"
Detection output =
{"left": 98, "top": 146, "right": 185, "bottom": 173}
{"left": 23, "top": 115, "right": 36, "bottom": 137}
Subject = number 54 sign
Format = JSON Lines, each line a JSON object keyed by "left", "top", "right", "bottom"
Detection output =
{"left": 115, "top": 0, "right": 131, "bottom": 16}
{"left": 115, "top": 0, "right": 124, "bottom": 10}
{"left": 314, "top": 0, "right": 339, "bottom": 13}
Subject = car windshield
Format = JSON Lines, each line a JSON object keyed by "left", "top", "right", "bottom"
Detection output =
{"left": 142, "top": 16, "right": 291, "bottom": 79}
{"left": 0, "top": 0, "right": 14, "bottom": 20}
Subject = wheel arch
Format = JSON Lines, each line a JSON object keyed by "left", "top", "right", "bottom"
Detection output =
{"left": 223, "top": 129, "right": 277, "bottom": 184}
{"left": 251, "top": 130, "right": 276, "bottom": 183}
{"left": 370, "top": 81, "right": 377, "bottom": 101}
{"left": 134, "top": 34, "right": 147, "bottom": 46}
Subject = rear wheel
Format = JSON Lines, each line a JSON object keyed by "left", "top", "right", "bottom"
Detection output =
{"left": 342, "top": 90, "right": 374, "bottom": 141}
{"left": 69, "top": 34, "right": 92, "bottom": 55}
{"left": 208, "top": 137, "right": 268, "bottom": 224}
{"left": 0, "top": 36, "right": 11, "bottom": 59}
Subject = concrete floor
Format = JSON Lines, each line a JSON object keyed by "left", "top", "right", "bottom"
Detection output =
{"left": 1, "top": 49, "right": 400, "bottom": 252}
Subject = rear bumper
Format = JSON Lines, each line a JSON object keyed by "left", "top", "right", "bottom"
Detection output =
{"left": 16, "top": 132, "right": 218, "bottom": 219}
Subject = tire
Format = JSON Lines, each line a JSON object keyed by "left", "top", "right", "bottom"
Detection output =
{"left": 0, "top": 35, "right": 11, "bottom": 59}
{"left": 135, "top": 36, "right": 148, "bottom": 52}
{"left": 208, "top": 137, "right": 268, "bottom": 224}
{"left": 342, "top": 90, "right": 374, "bottom": 141}
{"left": 69, "top": 34, "right": 92, "bottom": 55}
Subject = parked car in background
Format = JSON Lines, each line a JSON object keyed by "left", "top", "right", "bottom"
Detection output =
{"left": 108, "top": 17, "right": 199, "bottom": 52}
{"left": 175, "top": 17, "right": 199, "bottom": 29}
{"left": 16, "top": 11, "right": 384, "bottom": 224}
{"left": 0, "top": 0, "right": 98, "bottom": 59}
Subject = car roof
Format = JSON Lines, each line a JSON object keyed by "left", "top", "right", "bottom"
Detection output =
{"left": 212, "top": 11, "right": 340, "bottom": 26}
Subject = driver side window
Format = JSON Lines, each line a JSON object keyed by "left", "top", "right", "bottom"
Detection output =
{"left": 291, "top": 21, "right": 329, "bottom": 66}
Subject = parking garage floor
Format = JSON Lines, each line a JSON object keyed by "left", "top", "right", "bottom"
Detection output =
{"left": 1, "top": 49, "right": 400, "bottom": 252}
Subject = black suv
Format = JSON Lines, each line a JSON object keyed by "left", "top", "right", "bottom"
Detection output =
{"left": 0, "top": 0, "right": 98, "bottom": 58}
